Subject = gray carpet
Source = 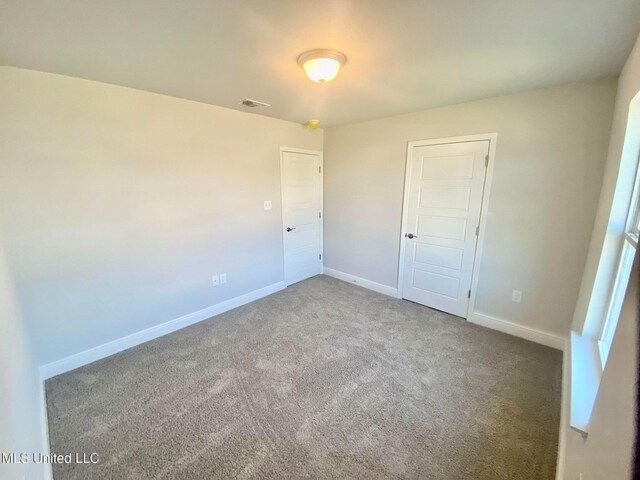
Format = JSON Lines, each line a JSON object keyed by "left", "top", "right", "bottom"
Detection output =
{"left": 46, "top": 275, "right": 562, "bottom": 479}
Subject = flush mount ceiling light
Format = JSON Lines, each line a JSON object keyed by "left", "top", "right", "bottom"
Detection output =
{"left": 297, "top": 49, "right": 347, "bottom": 83}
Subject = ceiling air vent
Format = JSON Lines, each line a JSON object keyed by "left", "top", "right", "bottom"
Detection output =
{"left": 239, "top": 99, "right": 271, "bottom": 108}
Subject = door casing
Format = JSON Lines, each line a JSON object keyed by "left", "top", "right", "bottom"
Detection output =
{"left": 279, "top": 147, "right": 324, "bottom": 286}
{"left": 397, "top": 133, "right": 498, "bottom": 319}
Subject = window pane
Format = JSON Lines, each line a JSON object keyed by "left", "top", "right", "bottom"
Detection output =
{"left": 599, "top": 240, "right": 636, "bottom": 366}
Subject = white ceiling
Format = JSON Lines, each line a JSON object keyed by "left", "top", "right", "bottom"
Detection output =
{"left": 2, "top": 0, "right": 640, "bottom": 127}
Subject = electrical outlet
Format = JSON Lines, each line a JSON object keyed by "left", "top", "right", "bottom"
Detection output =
{"left": 220, "top": 273, "right": 227, "bottom": 284}
{"left": 512, "top": 290, "right": 522, "bottom": 303}
{"left": 263, "top": 200, "right": 272, "bottom": 210}
{"left": 212, "top": 275, "right": 219, "bottom": 286}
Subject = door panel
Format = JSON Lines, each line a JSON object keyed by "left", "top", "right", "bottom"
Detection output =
{"left": 417, "top": 215, "right": 467, "bottom": 240}
{"left": 401, "top": 140, "right": 489, "bottom": 318}
{"left": 412, "top": 269, "right": 460, "bottom": 299}
{"left": 281, "top": 150, "right": 322, "bottom": 286}
{"left": 420, "top": 154, "right": 475, "bottom": 178}
{"left": 414, "top": 243, "right": 464, "bottom": 270}
{"left": 419, "top": 186, "right": 471, "bottom": 209}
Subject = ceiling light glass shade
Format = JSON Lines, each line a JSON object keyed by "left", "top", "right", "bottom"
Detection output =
{"left": 297, "top": 49, "right": 347, "bottom": 83}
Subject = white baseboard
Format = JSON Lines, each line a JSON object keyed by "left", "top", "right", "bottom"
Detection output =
{"left": 555, "top": 336, "right": 571, "bottom": 480}
{"left": 39, "top": 379, "right": 53, "bottom": 480}
{"left": 468, "top": 311, "right": 565, "bottom": 350}
{"left": 323, "top": 267, "right": 399, "bottom": 298}
{"left": 39, "top": 281, "right": 286, "bottom": 380}
{"left": 321, "top": 269, "right": 563, "bottom": 351}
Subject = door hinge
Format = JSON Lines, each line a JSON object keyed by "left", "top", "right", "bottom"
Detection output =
{"left": 475, "top": 226, "right": 479, "bottom": 236}
{"left": 319, "top": 253, "right": 322, "bottom": 260}
{"left": 485, "top": 154, "right": 489, "bottom": 167}
{"left": 319, "top": 211, "right": 322, "bottom": 218}
{"left": 468, "top": 289, "right": 471, "bottom": 299}
{"left": 319, "top": 166, "right": 322, "bottom": 174}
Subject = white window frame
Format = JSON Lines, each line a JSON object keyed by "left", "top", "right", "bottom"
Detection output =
{"left": 597, "top": 153, "right": 640, "bottom": 367}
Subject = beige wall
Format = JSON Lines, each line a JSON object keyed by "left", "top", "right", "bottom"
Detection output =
{"left": 0, "top": 67, "right": 322, "bottom": 365}
{"left": 324, "top": 79, "right": 616, "bottom": 337}
{"left": 0, "top": 243, "right": 49, "bottom": 480}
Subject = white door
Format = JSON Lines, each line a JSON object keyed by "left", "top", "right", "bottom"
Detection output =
{"left": 281, "top": 148, "right": 323, "bottom": 286}
{"left": 401, "top": 140, "right": 490, "bottom": 318}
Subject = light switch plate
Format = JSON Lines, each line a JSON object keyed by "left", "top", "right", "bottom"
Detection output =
{"left": 212, "top": 275, "right": 219, "bottom": 286}
{"left": 263, "top": 200, "right": 272, "bottom": 210}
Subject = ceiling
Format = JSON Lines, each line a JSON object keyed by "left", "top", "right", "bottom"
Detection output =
{"left": 2, "top": 1, "right": 640, "bottom": 127}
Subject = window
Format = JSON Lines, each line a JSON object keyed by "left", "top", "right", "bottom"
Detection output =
{"left": 597, "top": 153, "right": 640, "bottom": 367}
{"left": 570, "top": 101, "right": 640, "bottom": 435}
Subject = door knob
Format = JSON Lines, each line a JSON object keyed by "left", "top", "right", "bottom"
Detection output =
{"left": 286, "top": 227, "right": 296, "bottom": 232}
{"left": 405, "top": 233, "right": 418, "bottom": 239}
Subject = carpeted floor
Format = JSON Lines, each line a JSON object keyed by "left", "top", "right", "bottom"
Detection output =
{"left": 46, "top": 275, "right": 562, "bottom": 479}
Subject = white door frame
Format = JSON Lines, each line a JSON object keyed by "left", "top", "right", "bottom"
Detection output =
{"left": 396, "top": 133, "right": 498, "bottom": 319}
{"left": 279, "top": 147, "right": 324, "bottom": 283}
